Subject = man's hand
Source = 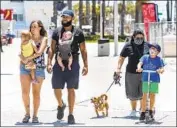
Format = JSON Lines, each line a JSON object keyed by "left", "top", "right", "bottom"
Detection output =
{"left": 47, "top": 64, "right": 53, "bottom": 74}
{"left": 82, "top": 66, "right": 88, "bottom": 76}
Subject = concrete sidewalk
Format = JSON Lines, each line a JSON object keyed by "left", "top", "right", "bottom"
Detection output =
{"left": 1, "top": 38, "right": 176, "bottom": 127}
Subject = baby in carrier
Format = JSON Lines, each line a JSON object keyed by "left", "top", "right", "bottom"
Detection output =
{"left": 57, "top": 31, "right": 73, "bottom": 71}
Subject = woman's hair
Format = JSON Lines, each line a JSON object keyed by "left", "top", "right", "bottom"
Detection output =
{"left": 29, "top": 20, "right": 47, "bottom": 37}
{"left": 130, "top": 29, "right": 144, "bottom": 42}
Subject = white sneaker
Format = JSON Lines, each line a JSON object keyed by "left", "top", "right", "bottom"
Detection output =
{"left": 129, "top": 110, "right": 137, "bottom": 117}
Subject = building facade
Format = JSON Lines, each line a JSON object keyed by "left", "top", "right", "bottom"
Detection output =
{"left": 1, "top": 0, "right": 53, "bottom": 34}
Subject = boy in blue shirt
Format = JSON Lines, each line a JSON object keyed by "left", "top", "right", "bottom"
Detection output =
{"left": 136, "top": 43, "right": 165, "bottom": 120}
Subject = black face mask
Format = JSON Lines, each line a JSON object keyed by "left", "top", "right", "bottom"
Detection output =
{"left": 134, "top": 37, "right": 144, "bottom": 45}
{"left": 62, "top": 20, "right": 72, "bottom": 27}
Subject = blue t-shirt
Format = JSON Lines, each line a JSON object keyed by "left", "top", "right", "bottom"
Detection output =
{"left": 140, "top": 55, "right": 165, "bottom": 83}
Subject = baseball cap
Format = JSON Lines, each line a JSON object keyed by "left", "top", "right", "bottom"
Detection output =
{"left": 61, "top": 10, "right": 74, "bottom": 17}
{"left": 148, "top": 43, "right": 161, "bottom": 52}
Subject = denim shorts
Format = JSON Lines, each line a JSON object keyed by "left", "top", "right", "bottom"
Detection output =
{"left": 52, "top": 59, "right": 80, "bottom": 89}
{"left": 20, "top": 64, "right": 45, "bottom": 79}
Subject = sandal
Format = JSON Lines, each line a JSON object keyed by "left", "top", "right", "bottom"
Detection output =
{"left": 22, "top": 115, "right": 30, "bottom": 123}
{"left": 32, "top": 116, "right": 39, "bottom": 123}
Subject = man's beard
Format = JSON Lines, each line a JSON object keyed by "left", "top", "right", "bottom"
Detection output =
{"left": 62, "top": 20, "right": 72, "bottom": 27}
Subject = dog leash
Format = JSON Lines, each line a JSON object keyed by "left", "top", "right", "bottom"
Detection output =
{"left": 106, "top": 72, "right": 121, "bottom": 93}
{"left": 75, "top": 72, "right": 121, "bottom": 105}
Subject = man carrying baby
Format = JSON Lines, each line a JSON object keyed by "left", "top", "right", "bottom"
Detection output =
{"left": 47, "top": 10, "right": 88, "bottom": 124}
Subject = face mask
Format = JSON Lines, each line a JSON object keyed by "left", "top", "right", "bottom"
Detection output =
{"left": 62, "top": 20, "right": 72, "bottom": 27}
{"left": 134, "top": 38, "right": 144, "bottom": 45}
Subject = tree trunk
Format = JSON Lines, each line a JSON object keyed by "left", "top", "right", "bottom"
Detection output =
{"left": 102, "top": 0, "right": 105, "bottom": 37}
{"left": 86, "top": 1, "right": 90, "bottom": 25}
{"left": 52, "top": 1, "right": 58, "bottom": 28}
{"left": 79, "top": 0, "right": 83, "bottom": 28}
{"left": 135, "top": 0, "right": 143, "bottom": 23}
{"left": 121, "top": 0, "right": 125, "bottom": 36}
{"left": 67, "top": 0, "right": 72, "bottom": 10}
{"left": 97, "top": 0, "right": 100, "bottom": 32}
{"left": 92, "top": 0, "right": 96, "bottom": 35}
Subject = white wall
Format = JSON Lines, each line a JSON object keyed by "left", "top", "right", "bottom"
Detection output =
{"left": 24, "top": 1, "right": 53, "bottom": 30}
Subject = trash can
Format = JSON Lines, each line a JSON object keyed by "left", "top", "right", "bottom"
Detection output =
{"left": 98, "top": 39, "right": 110, "bottom": 56}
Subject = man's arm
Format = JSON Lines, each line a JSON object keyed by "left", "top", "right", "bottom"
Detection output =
{"left": 47, "top": 39, "right": 56, "bottom": 66}
{"left": 79, "top": 42, "right": 88, "bottom": 68}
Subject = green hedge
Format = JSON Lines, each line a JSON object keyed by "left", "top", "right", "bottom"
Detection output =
{"left": 85, "top": 34, "right": 128, "bottom": 43}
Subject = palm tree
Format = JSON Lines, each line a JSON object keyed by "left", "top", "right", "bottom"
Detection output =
{"left": 52, "top": 0, "right": 58, "bottom": 27}
{"left": 79, "top": 0, "right": 83, "bottom": 28}
{"left": 102, "top": 0, "right": 105, "bottom": 37}
{"left": 92, "top": 0, "right": 96, "bottom": 35}
{"left": 120, "top": 0, "right": 125, "bottom": 36}
{"left": 86, "top": 1, "right": 90, "bottom": 25}
{"left": 97, "top": 0, "right": 100, "bottom": 32}
{"left": 67, "top": 0, "right": 72, "bottom": 10}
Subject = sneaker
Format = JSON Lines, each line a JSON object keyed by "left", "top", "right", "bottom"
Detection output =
{"left": 149, "top": 110, "right": 154, "bottom": 119}
{"left": 57, "top": 101, "right": 66, "bottom": 120}
{"left": 68, "top": 114, "right": 75, "bottom": 124}
{"left": 139, "top": 112, "right": 145, "bottom": 121}
{"left": 129, "top": 110, "right": 137, "bottom": 117}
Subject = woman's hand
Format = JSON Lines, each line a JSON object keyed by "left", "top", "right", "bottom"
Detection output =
{"left": 136, "top": 68, "right": 143, "bottom": 73}
{"left": 19, "top": 54, "right": 29, "bottom": 64}
{"left": 116, "top": 68, "right": 122, "bottom": 76}
{"left": 22, "top": 57, "right": 29, "bottom": 64}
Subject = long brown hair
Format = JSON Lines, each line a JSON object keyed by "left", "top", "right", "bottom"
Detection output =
{"left": 29, "top": 20, "right": 47, "bottom": 37}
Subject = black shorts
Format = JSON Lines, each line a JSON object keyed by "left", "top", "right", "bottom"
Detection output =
{"left": 52, "top": 59, "right": 80, "bottom": 89}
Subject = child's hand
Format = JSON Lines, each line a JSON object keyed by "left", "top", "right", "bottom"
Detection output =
{"left": 157, "top": 68, "right": 164, "bottom": 74}
{"left": 136, "top": 68, "right": 143, "bottom": 72}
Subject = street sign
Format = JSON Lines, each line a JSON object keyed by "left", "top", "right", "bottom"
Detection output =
{"left": 158, "top": 12, "right": 163, "bottom": 15}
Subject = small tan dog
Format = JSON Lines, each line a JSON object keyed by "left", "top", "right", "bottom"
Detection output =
{"left": 91, "top": 94, "right": 109, "bottom": 117}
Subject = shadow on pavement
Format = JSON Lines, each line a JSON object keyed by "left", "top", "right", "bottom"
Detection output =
{"left": 0, "top": 73, "right": 13, "bottom": 75}
{"left": 15, "top": 120, "right": 85, "bottom": 126}
{"left": 43, "top": 120, "right": 85, "bottom": 126}
{"left": 135, "top": 120, "right": 163, "bottom": 125}
{"left": 15, "top": 122, "right": 43, "bottom": 126}
{"left": 90, "top": 116, "right": 108, "bottom": 119}
{"left": 112, "top": 116, "right": 139, "bottom": 120}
